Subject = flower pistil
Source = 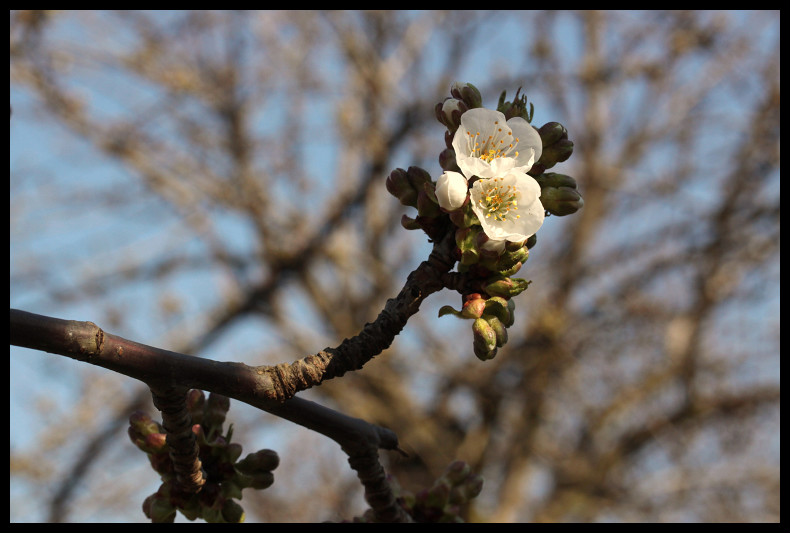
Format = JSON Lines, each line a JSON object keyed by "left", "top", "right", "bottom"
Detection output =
{"left": 466, "top": 123, "right": 520, "bottom": 163}
{"left": 478, "top": 177, "right": 520, "bottom": 222}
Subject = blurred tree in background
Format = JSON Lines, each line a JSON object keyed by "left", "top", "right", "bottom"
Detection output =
{"left": 10, "top": 10, "right": 779, "bottom": 522}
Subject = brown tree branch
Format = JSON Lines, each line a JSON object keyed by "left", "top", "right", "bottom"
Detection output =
{"left": 149, "top": 384, "right": 206, "bottom": 494}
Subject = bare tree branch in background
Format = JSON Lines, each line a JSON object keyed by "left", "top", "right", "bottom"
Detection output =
{"left": 10, "top": 10, "right": 778, "bottom": 522}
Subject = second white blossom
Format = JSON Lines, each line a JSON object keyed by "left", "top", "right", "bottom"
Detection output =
{"left": 470, "top": 170, "right": 544, "bottom": 242}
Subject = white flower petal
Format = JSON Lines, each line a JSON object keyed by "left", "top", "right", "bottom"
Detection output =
{"left": 506, "top": 117, "right": 543, "bottom": 172}
{"left": 488, "top": 156, "right": 516, "bottom": 177}
{"left": 435, "top": 171, "right": 468, "bottom": 211}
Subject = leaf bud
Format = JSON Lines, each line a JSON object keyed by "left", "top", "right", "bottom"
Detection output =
{"left": 484, "top": 276, "right": 531, "bottom": 298}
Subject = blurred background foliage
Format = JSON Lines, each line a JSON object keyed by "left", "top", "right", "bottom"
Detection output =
{"left": 10, "top": 10, "right": 779, "bottom": 522}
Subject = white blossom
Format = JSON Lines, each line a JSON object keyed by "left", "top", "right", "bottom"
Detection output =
{"left": 452, "top": 108, "right": 543, "bottom": 180}
{"left": 470, "top": 170, "right": 544, "bottom": 241}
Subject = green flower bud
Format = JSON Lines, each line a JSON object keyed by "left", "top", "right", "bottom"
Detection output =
{"left": 221, "top": 499, "right": 245, "bottom": 523}
{"left": 536, "top": 138, "right": 574, "bottom": 170}
{"left": 472, "top": 318, "right": 497, "bottom": 361}
{"left": 148, "top": 495, "right": 177, "bottom": 523}
{"left": 484, "top": 315, "right": 508, "bottom": 348}
{"left": 537, "top": 121, "right": 568, "bottom": 147}
{"left": 540, "top": 186, "right": 585, "bottom": 216}
{"left": 534, "top": 174, "right": 583, "bottom": 215}
{"left": 483, "top": 297, "right": 511, "bottom": 325}
{"left": 450, "top": 82, "right": 483, "bottom": 109}
{"left": 406, "top": 166, "right": 432, "bottom": 192}
{"left": 534, "top": 172, "right": 577, "bottom": 189}
{"left": 386, "top": 168, "right": 418, "bottom": 207}
{"left": 249, "top": 470, "right": 275, "bottom": 490}
{"left": 236, "top": 449, "right": 280, "bottom": 474}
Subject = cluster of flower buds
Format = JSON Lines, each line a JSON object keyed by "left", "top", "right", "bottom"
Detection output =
{"left": 532, "top": 172, "right": 584, "bottom": 216}
{"left": 348, "top": 460, "right": 484, "bottom": 523}
{"left": 435, "top": 82, "right": 483, "bottom": 134}
{"left": 388, "top": 82, "right": 583, "bottom": 362}
{"left": 528, "top": 121, "right": 575, "bottom": 177}
{"left": 130, "top": 390, "right": 279, "bottom": 523}
{"left": 385, "top": 165, "right": 448, "bottom": 240}
{"left": 439, "top": 230, "right": 532, "bottom": 360}
{"left": 440, "top": 290, "right": 518, "bottom": 361}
